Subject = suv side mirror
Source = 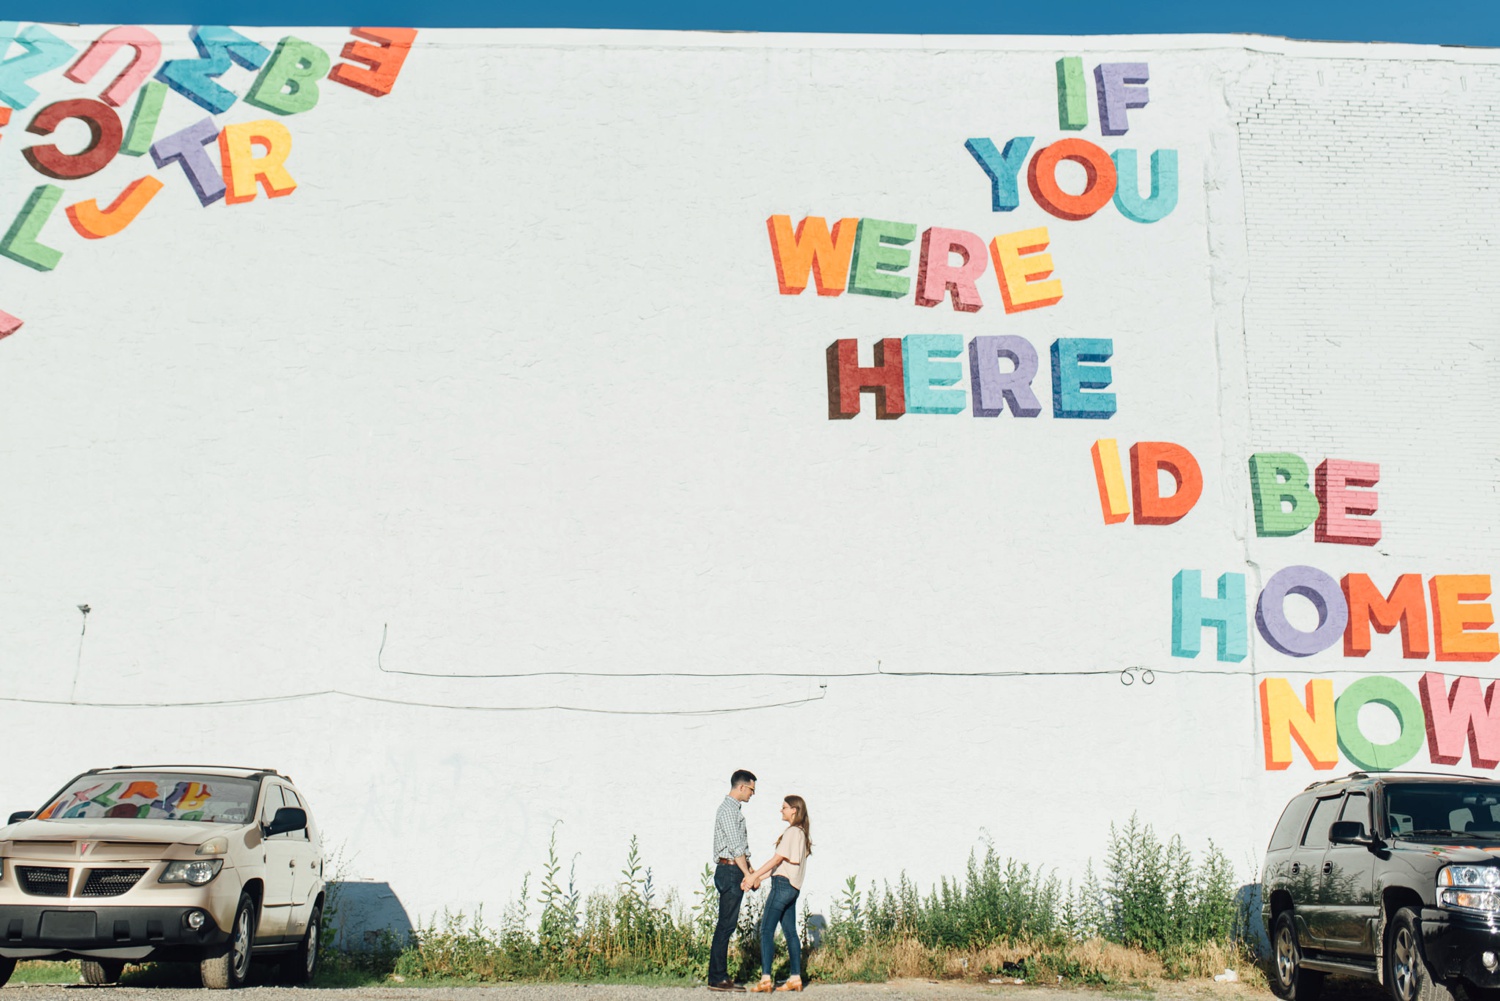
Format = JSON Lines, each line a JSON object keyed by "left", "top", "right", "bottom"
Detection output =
{"left": 264, "top": 806, "right": 307, "bottom": 838}
{"left": 6, "top": 811, "right": 31, "bottom": 825}
{"left": 1330, "top": 820, "right": 1374, "bottom": 846}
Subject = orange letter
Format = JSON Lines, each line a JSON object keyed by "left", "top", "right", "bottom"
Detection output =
{"left": 326, "top": 27, "right": 416, "bottom": 97}
{"left": 1259, "top": 677, "right": 1338, "bottom": 770}
{"left": 1431, "top": 575, "right": 1499, "bottom": 662}
{"left": 766, "top": 215, "right": 857, "bottom": 296}
{"left": 65, "top": 175, "right": 162, "bottom": 239}
{"left": 989, "top": 227, "right": 1063, "bottom": 313}
{"left": 218, "top": 120, "right": 296, "bottom": 204}
{"left": 1129, "top": 441, "right": 1203, "bottom": 526}
{"left": 1342, "top": 573, "right": 1429, "bottom": 658}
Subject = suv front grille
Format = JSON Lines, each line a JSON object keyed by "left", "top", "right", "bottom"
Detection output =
{"left": 16, "top": 866, "right": 69, "bottom": 896}
{"left": 81, "top": 868, "right": 146, "bottom": 897}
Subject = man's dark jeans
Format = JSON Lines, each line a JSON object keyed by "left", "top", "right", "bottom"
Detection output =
{"left": 708, "top": 862, "right": 744, "bottom": 983}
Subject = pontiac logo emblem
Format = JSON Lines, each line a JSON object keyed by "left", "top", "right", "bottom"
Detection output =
{"left": 76, "top": 842, "right": 92, "bottom": 856}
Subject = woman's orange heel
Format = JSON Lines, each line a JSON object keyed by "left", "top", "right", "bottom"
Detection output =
{"left": 775, "top": 976, "right": 804, "bottom": 992}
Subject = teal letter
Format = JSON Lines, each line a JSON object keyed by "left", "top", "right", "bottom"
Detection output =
{"left": 1051, "top": 338, "right": 1115, "bottom": 419}
{"left": 1113, "top": 149, "right": 1178, "bottom": 224}
{"left": 964, "top": 137, "right": 1034, "bottom": 212}
{"left": 902, "top": 335, "right": 966, "bottom": 414}
{"left": 1173, "top": 570, "right": 1247, "bottom": 662}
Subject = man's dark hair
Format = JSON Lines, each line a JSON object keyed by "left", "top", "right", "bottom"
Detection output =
{"left": 730, "top": 769, "right": 757, "bottom": 788}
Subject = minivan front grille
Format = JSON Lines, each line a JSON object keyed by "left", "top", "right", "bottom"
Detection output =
{"left": 16, "top": 866, "right": 69, "bottom": 896}
{"left": 81, "top": 868, "right": 146, "bottom": 897}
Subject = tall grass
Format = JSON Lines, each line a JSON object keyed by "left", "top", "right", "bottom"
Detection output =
{"left": 337, "top": 814, "right": 1253, "bottom": 986}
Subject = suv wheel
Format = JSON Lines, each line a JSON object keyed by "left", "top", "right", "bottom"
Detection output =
{"left": 201, "top": 892, "right": 256, "bottom": 989}
{"left": 279, "top": 902, "right": 321, "bottom": 985}
{"left": 0, "top": 957, "right": 14, "bottom": 988}
{"left": 80, "top": 959, "right": 125, "bottom": 985}
{"left": 1389, "top": 906, "right": 1456, "bottom": 1001}
{"left": 1270, "top": 910, "right": 1324, "bottom": 1001}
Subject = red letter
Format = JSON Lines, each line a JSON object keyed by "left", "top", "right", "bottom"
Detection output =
{"left": 1026, "top": 138, "right": 1118, "bottom": 221}
{"left": 1342, "top": 573, "right": 1429, "bottom": 658}
{"left": 326, "top": 27, "right": 416, "bottom": 97}
{"left": 22, "top": 98, "right": 122, "bottom": 180}
{"left": 826, "top": 339, "right": 904, "bottom": 420}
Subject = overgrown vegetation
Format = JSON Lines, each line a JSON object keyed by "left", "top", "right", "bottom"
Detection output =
{"left": 317, "top": 814, "right": 1259, "bottom": 987}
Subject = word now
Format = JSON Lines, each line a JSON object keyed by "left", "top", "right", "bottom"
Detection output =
{"left": 826, "top": 336, "right": 1114, "bottom": 420}
{"left": 768, "top": 217, "right": 1063, "bottom": 314}
{"left": 1260, "top": 673, "right": 1500, "bottom": 772}
{"left": 1174, "top": 568, "right": 1498, "bottom": 663}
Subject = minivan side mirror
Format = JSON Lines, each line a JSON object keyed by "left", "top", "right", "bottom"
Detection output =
{"left": 1330, "top": 820, "right": 1374, "bottom": 846}
{"left": 6, "top": 811, "right": 32, "bottom": 825}
{"left": 264, "top": 806, "right": 307, "bottom": 838}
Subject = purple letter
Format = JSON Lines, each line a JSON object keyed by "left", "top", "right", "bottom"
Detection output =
{"left": 1256, "top": 565, "right": 1350, "bottom": 657}
{"left": 150, "top": 117, "right": 225, "bottom": 206}
{"left": 969, "top": 336, "right": 1042, "bottom": 418}
{"left": 1094, "top": 63, "right": 1149, "bottom": 137}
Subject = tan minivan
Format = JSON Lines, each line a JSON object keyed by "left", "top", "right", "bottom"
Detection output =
{"left": 0, "top": 765, "right": 324, "bottom": 989}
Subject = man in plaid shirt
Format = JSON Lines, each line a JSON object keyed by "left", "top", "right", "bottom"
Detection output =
{"left": 708, "top": 769, "right": 756, "bottom": 991}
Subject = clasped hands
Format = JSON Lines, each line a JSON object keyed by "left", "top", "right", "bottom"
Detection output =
{"left": 740, "top": 874, "right": 761, "bottom": 891}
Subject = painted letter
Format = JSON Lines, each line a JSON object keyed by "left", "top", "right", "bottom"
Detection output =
{"left": 901, "top": 335, "right": 965, "bottom": 415}
{"left": 1095, "top": 62, "right": 1149, "bottom": 136}
{"left": 1130, "top": 441, "right": 1202, "bottom": 525}
{"left": 150, "top": 118, "right": 225, "bottom": 206}
{"left": 219, "top": 119, "right": 297, "bottom": 204}
{"left": 1055, "top": 57, "right": 1087, "bottom": 131}
{"left": 0, "top": 22, "right": 77, "bottom": 109}
{"left": 964, "top": 137, "right": 1033, "bottom": 213}
{"left": 1430, "top": 575, "right": 1499, "bottom": 662}
{"left": 969, "top": 336, "right": 1042, "bottom": 418}
{"left": 766, "top": 215, "right": 857, "bottom": 296}
{"left": 1342, "top": 573, "right": 1429, "bottom": 658}
{"left": 1248, "top": 452, "right": 1319, "bottom": 537}
{"left": 22, "top": 99, "right": 122, "bottom": 180}
{"left": 1172, "top": 570, "right": 1247, "bottom": 662}
{"left": 119, "top": 79, "right": 167, "bottom": 157}
{"left": 64, "top": 26, "right": 161, "bottom": 107}
{"left": 1112, "top": 149, "right": 1177, "bottom": 223}
{"left": 245, "top": 36, "right": 331, "bottom": 115}
{"left": 848, "top": 218, "right": 916, "bottom": 299}
{"left": 1027, "top": 139, "right": 1118, "bottom": 221}
{"left": 327, "top": 27, "right": 417, "bottom": 97}
{"left": 1091, "top": 439, "right": 1129, "bottom": 525}
{"left": 826, "top": 339, "right": 904, "bottom": 420}
{"left": 0, "top": 184, "right": 64, "bottom": 272}
{"left": 156, "top": 25, "right": 270, "bottom": 115}
{"left": 1051, "top": 338, "right": 1115, "bottom": 419}
{"left": 1315, "top": 459, "right": 1381, "bottom": 546}
{"left": 1419, "top": 673, "right": 1500, "bottom": 768}
{"left": 1259, "top": 678, "right": 1337, "bottom": 770}
{"left": 1335, "top": 676, "right": 1424, "bottom": 772}
{"left": 989, "top": 227, "right": 1063, "bottom": 313}
{"left": 915, "top": 227, "right": 986, "bottom": 311}
{"left": 65, "top": 176, "right": 164, "bottom": 239}
{"left": 1256, "top": 565, "right": 1350, "bottom": 658}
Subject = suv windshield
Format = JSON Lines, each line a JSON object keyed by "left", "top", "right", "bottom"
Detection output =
{"left": 36, "top": 773, "right": 257, "bottom": 824}
{"left": 1386, "top": 783, "right": 1500, "bottom": 840}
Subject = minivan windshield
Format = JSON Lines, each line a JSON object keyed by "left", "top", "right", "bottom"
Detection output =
{"left": 36, "top": 773, "right": 257, "bottom": 824}
{"left": 1386, "top": 783, "right": 1500, "bottom": 840}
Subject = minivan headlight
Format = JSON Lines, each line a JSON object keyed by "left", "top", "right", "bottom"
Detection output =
{"left": 1439, "top": 866, "right": 1500, "bottom": 913}
{"left": 159, "top": 860, "right": 223, "bottom": 886}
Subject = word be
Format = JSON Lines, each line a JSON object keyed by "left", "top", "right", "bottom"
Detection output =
{"left": 1174, "top": 567, "right": 1498, "bottom": 662}
{"left": 768, "top": 216, "right": 1063, "bottom": 314}
{"left": 826, "top": 336, "right": 1114, "bottom": 420}
{"left": 1260, "top": 672, "right": 1500, "bottom": 772}
{"left": 1250, "top": 452, "right": 1381, "bottom": 545}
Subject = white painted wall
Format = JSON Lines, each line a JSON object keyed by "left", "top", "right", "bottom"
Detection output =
{"left": 0, "top": 27, "right": 1497, "bottom": 929}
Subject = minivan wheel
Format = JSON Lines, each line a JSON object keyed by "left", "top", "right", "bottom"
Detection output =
{"left": 279, "top": 902, "right": 321, "bottom": 985}
{"left": 201, "top": 893, "right": 256, "bottom": 989}
{"left": 1388, "top": 906, "right": 1455, "bottom": 1001}
{"left": 80, "top": 959, "right": 125, "bottom": 985}
{"left": 1270, "top": 910, "right": 1324, "bottom": 1001}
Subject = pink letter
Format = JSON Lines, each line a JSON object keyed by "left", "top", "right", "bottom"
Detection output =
{"left": 1420, "top": 672, "right": 1500, "bottom": 768}
{"left": 915, "top": 227, "right": 987, "bottom": 312}
{"left": 64, "top": 26, "right": 161, "bottom": 108}
{"left": 1315, "top": 459, "right": 1381, "bottom": 545}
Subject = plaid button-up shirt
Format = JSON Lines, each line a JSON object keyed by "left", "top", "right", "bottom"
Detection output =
{"left": 712, "top": 794, "right": 749, "bottom": 861}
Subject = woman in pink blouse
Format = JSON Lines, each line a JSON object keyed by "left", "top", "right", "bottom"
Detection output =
{"left": 743, "top": 795, "right": 812, "bottom": 992}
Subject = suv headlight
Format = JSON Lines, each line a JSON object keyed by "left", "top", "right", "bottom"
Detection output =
{"left": 1438, "top": 866, "right": 1500, "bottom": 913}
{"left": 159, "top": 860, "right": 223, "bottom": 886}
{"left": 195, "top": 837, "right": 228, "bottom": 856}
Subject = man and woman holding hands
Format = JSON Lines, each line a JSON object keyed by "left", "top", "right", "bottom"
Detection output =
{"left": 708, "top": 770, "right": 812, "bottom": 993}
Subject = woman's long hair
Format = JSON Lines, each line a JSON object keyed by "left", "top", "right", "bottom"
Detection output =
{"left": 777, "top": 795, "right": 812, "bottom": 856}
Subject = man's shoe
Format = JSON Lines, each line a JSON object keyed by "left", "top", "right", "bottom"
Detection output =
{"left": 708, "top": 981, "right": 743, "bottom": 992}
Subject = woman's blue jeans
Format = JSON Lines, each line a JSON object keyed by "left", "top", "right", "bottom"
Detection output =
{"left": 760, "top": 875, "right": 801, "bottom": 977}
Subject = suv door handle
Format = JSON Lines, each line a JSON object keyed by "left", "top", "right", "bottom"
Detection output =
{"left": 1291, "top": 862, "right": 1301, "bottom": 875}
{"left": 289, "top": 859, "right": 297, "bottom": 868}
{"left": 1322, "top": 861, "right": 1334, "bottom": 875}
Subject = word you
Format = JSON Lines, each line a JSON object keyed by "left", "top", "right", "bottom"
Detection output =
{"left": 1260, "top": 672, "right": 1500, "bottom": 772}
{"left": 967, "top": 59, "right": 1176, "bottom": 223}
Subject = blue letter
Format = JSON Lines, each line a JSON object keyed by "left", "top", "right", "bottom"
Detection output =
{"left": 1173, "top": 571, "right": 1248, "bottom": 662}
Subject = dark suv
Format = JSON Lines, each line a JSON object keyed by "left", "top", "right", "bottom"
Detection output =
{"left": 1264, "top": 772, "right": 1500, "bottom": 1001}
